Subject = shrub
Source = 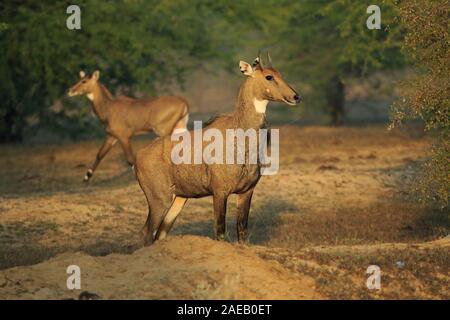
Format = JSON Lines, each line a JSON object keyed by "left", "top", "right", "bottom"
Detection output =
{"left": 390, "top": 0, "right": 449, "bottom": 208}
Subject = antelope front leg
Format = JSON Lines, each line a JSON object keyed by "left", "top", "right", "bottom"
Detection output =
{"left": 213, "top": 192, "right": 228, "bottom": 241}
{"left": 236, "top": 188, "right": 254, "bottom": 244}
{"left": 84, "top": 135, "right": 117, "bottom": 181}
{"left": 118, "top": 137, "right": 136, "bottom": 166}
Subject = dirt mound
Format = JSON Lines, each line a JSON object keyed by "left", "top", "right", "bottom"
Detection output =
{"left": 0, "top": 235, "right": 322, "bottom": 300}
{"left": 1, "top": 125, "right": 444, "bottom": 299}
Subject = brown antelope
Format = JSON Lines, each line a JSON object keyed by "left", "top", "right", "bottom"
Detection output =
{"left": 135, "top": 54, "right": 300, "bottom": 246}
{"left": 67, "top": 70, "right": 190, "bottom": 181}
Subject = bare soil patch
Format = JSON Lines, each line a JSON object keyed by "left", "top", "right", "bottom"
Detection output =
{"left": 0, "top": 125, "right": 448, "bottom": 299}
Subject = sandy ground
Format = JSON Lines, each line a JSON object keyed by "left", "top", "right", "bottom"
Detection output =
{"left": 0, "top": 235, "right": 321, "bottom": 299}
{"left": 0, "top": 125, "right": 448, "bottom": 299}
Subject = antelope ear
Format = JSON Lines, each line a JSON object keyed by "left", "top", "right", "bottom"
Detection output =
{"left": 252, "top": 57, "right": 262, "bottom": 70}
{"left": 79, "top": 70, "right": 85, "bottom": 78}
{"left": 92, "top": 70, "right": 100, "bottom": 81}
{"left": 239, "top": 61, "right": 254, "bottom": 76}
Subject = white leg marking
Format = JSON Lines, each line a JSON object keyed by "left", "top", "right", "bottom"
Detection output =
{"left": 156, "top": 197, "right": 187, "bottom": 240}
{"left": 158, "top": 230, "right": 167, "bottom": 240}
{"left": 172, "top": 128, "right": 188, "bottom": 135}
{"left": 84, "top": 169, "right": 93, "bottom": 181}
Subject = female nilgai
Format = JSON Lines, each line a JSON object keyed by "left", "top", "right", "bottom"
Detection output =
{"left": 135, "top": 55, "right": 300, "bottom": 245}
{"left": 68, "top": 70, "right": 189, "bottom": 181}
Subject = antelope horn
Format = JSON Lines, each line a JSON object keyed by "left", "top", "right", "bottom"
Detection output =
{"left": 266, "top": 51, "right": 273, "bottom": 67}
{"left": 253, "top": 50, "right": 264, "bottom": 69}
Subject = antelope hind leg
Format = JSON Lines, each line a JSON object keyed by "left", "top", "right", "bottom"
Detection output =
{"left": 141, "top": 208, "right": 156, "bottom": 246}
{"left": 141, "top": 195, "right": 173, "bottom": 246}
{"left": 118, "top": 137, "right": 136, "bottom": 166}
{"left": 155, "top": 196, "right": 187, "bottom": 241}
{"left": 172, "top": 113, "right": 189, "bottom": 134}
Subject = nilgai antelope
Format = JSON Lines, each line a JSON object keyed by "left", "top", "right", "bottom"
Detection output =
{"left": 135, "top": 54, "right": 300, "bottom": 246}
{"left": 67, "top": 70, "right": 189, "bottom": 181}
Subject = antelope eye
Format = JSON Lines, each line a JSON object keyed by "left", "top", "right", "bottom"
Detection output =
{"left": 82, "top": 80, "right": 87, "bottom": 83}
{"left": 265, "top": 75, "right": 274, "bottom": 81}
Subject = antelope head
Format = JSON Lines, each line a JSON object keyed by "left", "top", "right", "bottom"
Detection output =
{"left": 239, "top": 52, "right": 301, "bottom": 106}
{"left": 67, "top": 70, "right": 100, "bottom": 99}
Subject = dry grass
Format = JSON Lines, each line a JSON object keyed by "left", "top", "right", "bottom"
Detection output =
{"left": 255, "top": 239, "right": 449, "bottom": 299}
{"left": 0, "top": 124, "right": 448, "bottom": 299}
{"left": 265, "top": 201, "right": 449, "bottom": 249}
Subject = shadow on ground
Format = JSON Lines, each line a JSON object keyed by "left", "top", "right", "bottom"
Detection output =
{"left": 0, "top": 220, "right": 142, "bottom": 270}
{"left": 171, "top": 197, "right": 297, "bottom": 245}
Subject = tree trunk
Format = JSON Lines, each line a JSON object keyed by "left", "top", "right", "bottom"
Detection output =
{"left": 1, "top": 107, "right": 23, "bottom": 142}
{"left": 325, "top": 75, "right": 345, "bottom": 126}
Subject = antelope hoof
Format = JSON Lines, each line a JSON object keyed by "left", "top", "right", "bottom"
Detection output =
{"left": 238, "top": 231, "right": 248, "bottom": 244}
{"left": 215, "top": 234, "right": 225, "bottom": 242}
{"left": 155, "top": 229, "right": 167, "bottom": 241}
{"left": 83, "top": 169, "right": 93, "bottom": 182}
{"left": 238, "top": 237, "right": 248, "bottom": 245}
{"left": 141, "top": 229, "right": 153, "bottom": 247}
{"left": 143, "top": 237, "right": 154, "bottom": 247}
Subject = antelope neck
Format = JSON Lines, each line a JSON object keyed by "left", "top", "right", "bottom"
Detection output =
{"left": 89, "top": 83, "right": 113, "bottom": 122}
{"left": 233, "top": 78, "right": 267, "bottom": 130}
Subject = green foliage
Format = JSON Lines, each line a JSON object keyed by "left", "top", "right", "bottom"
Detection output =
{"left": 390, "top": 0, "right": 449, "bottom": 207}
{"left": 276, "top": 0, "right": 405, "bottom": 74}
{"left": 0, "top": 1, "right": 419, "bottom": 138}
{"left": 0, "top": 0, "right": 244, "bottom": 141}
{"left": 253, "top": 0, "right": 408, "bottom": 122}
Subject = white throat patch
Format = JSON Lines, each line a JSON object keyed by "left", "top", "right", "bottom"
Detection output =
{"left": 87, "top": 93, "right": 94, "bottom": 101}
{"left": 253, "top": 98, "right": 268, "bottom": 113}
